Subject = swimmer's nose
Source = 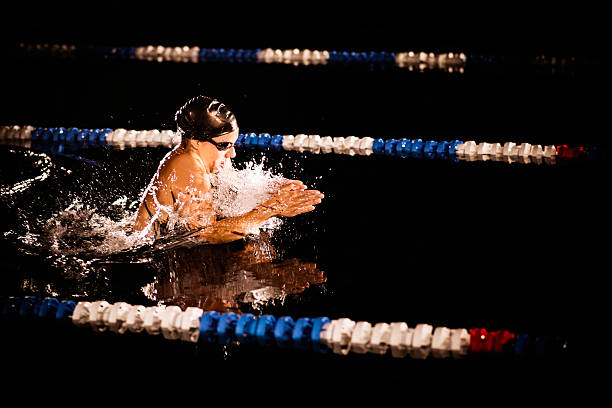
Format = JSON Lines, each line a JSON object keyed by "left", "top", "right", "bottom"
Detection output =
{"left": 227, "top": 146, "right": 236, "bottom": 159}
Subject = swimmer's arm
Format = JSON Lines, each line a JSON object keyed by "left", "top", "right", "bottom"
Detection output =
{"left": 195, "top": 205, "right": 277, "bottom": 244}
{"left": 193, "top": 179, "right": 323, "bottom": 244}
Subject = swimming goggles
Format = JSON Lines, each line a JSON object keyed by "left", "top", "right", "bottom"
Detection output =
{"left": 206, "top": 138, "right": 235, "bottom": 151}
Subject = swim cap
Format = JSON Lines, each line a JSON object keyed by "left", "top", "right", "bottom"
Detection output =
{"left": 175, "top": 95, "right": 238, "bottom": 140}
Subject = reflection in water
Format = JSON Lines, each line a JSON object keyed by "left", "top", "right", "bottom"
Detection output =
{"left": 7, "top": 227, "right": 327, "bottom": 314}
{"left": 146, "top": 232, "right": 326, "bottom": 313}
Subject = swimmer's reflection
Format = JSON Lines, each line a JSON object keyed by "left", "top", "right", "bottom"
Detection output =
{"left": 148, "top": 232, "right": 326, "bottom": 313}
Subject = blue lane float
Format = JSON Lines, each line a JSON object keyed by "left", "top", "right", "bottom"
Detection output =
{"left": 216, "top": 312, "right": 239, "bottom": 345}
{"left": 199, "top": 311, "right": 221, "bottom": 343}
{"left": 18, "top": 296, "right": 41, "bottom": 317}
{"left": 372, "top": 138, "right": 385, "bottom": 155}
{"left": 311, "top": 317, "right": 332, "bottom": 354}
{"left": 372, "top": 137, "right": 464, "bottom": 161}
{"left": 37, "top": 297, "right": 60, "bottom": 318}
{"left": 56, "top": 300, "right": 76, "bottom": 320}
{"left": 255, "top": 314, "right": 277, "bottom": 347}
{"left": 384, "top": 139, "right": 398, "bottom": 155}
{"left": 292, "top": 317, "right": 314, "bottom": 351}
{"left": 273, "top": 316, "right": 295, "bottom": 349}
{"left": 235, "top": 313, "right": 258, "bottom": 345}
{"left": 29, "top": 127, "right": 112, "bottom": 149}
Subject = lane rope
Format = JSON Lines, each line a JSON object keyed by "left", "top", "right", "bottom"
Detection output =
{"left": 16, "top": 43, "right": 593, "bottom": 74}
{"left": 1, "top": 125, "right": 596, "bottom": 164}
{"left": 0, "top": 295, "right": 569, "bottom": 359}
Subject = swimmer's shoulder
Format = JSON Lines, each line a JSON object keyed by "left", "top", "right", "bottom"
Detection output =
{"left": 158, "top": 150, "right": 211, "bottom": 191}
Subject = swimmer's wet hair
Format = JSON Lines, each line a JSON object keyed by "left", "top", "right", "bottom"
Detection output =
{"left": 175, "top": 95, "right": 238, "bottom": 140}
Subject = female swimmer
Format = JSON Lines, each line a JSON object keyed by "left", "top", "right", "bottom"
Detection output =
{"left": 132, "top": 95, "right": 324, "bottom": 244}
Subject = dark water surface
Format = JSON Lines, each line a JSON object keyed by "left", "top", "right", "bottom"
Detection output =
{"left": 0, "top": 32, "right": 607, "bottom": 395}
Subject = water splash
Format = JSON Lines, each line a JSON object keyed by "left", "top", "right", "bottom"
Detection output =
{"left": 8, "top": 155, "right": 289, "bottom": 264}
{"left": 0, "top": 149, "right": 54, "bottom": 196}
{"left": 212, "top": 161, "right": 279, "bottom": 217}
{"left": 211, "top": 159, "right": 286, "bottom": 227}
{"left": 36, "top": 200, "right": 149, "bottom": 258}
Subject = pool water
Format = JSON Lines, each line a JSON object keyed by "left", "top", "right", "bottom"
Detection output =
{"left": 1, "top": 142, "right": 605, "bottom": 341}
{"left": 0, "top": 39, "right": 607, "bottom": 392}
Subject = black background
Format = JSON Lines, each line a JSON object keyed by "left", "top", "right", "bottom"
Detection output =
{"left": 0, "top": 6, "right": 608, "bottom": 400}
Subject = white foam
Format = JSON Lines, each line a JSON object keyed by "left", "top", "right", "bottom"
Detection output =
{"left": 210, "top": 159, "right": 286, "bottom": 231}
{"left": 35, "top": 200, "right": 152, "bottom": 258}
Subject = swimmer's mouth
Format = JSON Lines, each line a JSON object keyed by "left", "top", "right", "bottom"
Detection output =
{"left": 217, "top": 159, "right": 230, "bottom": 171}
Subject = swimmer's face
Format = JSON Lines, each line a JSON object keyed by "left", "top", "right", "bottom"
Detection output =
{"left": 202, "top": 130, "right": 239, "bottom": 173}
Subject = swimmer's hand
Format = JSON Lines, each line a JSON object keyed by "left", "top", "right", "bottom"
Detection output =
{"left": 258, "top": 180, "right": 324, "bottom": 217}
{"left": 195, "top": 179, "right": 323, "bottom": 245}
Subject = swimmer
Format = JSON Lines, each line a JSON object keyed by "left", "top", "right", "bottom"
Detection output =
{"left": 133, "top": 95, "right": 324, "bottom": 243}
